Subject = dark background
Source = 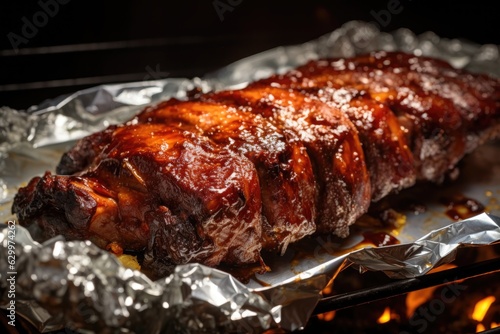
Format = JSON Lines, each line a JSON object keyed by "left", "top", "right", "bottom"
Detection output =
{"left": 1, "top": 0, "right": 499, "bottom": 110}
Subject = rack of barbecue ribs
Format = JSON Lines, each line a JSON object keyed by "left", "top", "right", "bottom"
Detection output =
{"left": 12, "top": 51, "right": 500, "bottom": 277}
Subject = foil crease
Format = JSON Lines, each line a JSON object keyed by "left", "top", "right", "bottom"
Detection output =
{"left": 348, "top": 213, "right": 500, "bottom": 278}
{"left": 1, "top": 21, "right": 500, "bottom": 332}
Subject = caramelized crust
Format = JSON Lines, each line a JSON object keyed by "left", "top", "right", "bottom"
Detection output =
{"left": 17, "top": 124, "right": 264, "bottom": 272}
{"left": 12, "top": 52, "right": 500, "bottom": 276}
{"left": 201, "top": 87, "right": 371, "bottom": 236}
{"left": 136, "top": 100, "right": 316, "bottom": 252}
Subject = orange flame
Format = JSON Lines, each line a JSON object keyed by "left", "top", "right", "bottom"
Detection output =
{"left": 406, "top": 264, "right": 458, "bottom": 318}
{"left": 472, "top": 296, "right": 496, "bottom": 322}
{"left": 406, "top": 287, "right": 437, "bottom": 318}
{"left": 317, "top": 310, "right": 336, "bottom": 322}
{"left": 377, "top": 307, "right": 391, "bottom": 324}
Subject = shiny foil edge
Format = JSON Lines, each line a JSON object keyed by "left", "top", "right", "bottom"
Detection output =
{"left": 0, "top": 20, "right": 500, "bottom": 333}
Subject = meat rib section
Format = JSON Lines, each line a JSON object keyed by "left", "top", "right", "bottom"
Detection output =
{"left": 135, "top": 100, "right": 317, "bottom": 253}
{"left": 12, "top": 52, "right": 500, "bottom": 277}
{"left": 15, "top": 124, "right": 264, "bottom": 274}
{"left": 200, "top": 86, "right": 371, "bottom": 237}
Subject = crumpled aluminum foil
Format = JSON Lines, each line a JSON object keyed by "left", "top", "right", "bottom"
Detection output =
{"left": 1, "top": 21, "right": 500, "bottom": 333}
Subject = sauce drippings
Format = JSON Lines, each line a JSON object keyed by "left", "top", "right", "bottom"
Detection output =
{"left": 440, "top": 195, "right": 485, "bottom": 220}
{"left": 362, "top": 231, "right": 400, "bottom": 247}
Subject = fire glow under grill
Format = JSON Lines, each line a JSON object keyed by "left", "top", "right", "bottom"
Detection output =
{"left": 307, "top": 245, "right": 500, "bottom": 333}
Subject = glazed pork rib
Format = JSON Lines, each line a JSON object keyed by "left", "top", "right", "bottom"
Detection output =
{"left": 12, "top": 52, "right": 500, "bottom": 276}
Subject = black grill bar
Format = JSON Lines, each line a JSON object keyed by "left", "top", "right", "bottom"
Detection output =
{"left": 313, "top": 256, "right": 500, "bottom": 315}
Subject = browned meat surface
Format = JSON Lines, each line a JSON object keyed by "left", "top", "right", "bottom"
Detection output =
{"left": 12, "top": 51, "right": 500, "bottom": 277}
{"left": 199, "top": 86, "right": 371, "bottom": 236}
{"left": 135, "top": 100, "right": 317, "bottom": 252}
{"left": 15, "top": 124, "right": 264, "bottom": 275}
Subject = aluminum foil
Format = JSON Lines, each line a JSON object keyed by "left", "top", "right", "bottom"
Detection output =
{"left": 1, "top": 21, "right": 500, "bottom": 333}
